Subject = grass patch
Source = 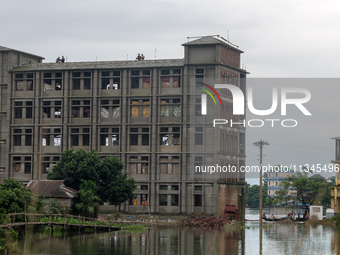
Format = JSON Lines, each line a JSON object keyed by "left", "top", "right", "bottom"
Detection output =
{"left": 224, "top": 222, "right": 249, "bottom": 234}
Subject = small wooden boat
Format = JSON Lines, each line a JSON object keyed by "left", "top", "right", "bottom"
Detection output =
{"left": 262, "top": 217, "right": 287, "bottom": 222}
{"left": 291, "top": 217, "right": 308, "bottom": 222}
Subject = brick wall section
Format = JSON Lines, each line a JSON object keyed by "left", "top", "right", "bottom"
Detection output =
{"left": 219, "top": 69, "right": 239, "bottom": 97}
{"left": 217, "top": 184, "right": 239, "bottom": 216}
{"left": 220, "top": 46, "right": 240, "bottom": 69}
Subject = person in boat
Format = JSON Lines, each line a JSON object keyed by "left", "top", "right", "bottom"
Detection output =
{"left": 270, "top": 214, "right": 275, "bottom": 220}
{"left": 298, "top": 213, "right": 301, "bottom": 220}
{"left": 262, "top": 213, "right": 266, "bottom": 219}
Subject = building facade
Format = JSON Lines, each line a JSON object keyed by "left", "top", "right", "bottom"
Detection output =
{"left": 267, "top": 166, "right": 295, "bottom": 197}
{"left": 0, "top": 36, "right": 247, "bottom": 216}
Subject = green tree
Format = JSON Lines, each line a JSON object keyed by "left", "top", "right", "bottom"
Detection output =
{"left": 97, "top": 156, "right": 136, "bottom": 206}
{"left": 280, "top": 172, "right": 328, "bottom": 207}
{"left": 245, "top": 181, "right": 268, "bottom": 208}
{"left": 0, "top": 178, "right": 44, "bottom": 214}
{"left": 47, "top": 149, "right": 136, "bottom": 206}
{"left": 74, "top": 181, "right": 99, "bottom": 217}
{"left": 323, "top": 176, "right": 335, "bottom": 207}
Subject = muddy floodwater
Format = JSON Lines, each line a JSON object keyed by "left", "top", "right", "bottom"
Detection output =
{"left": 17, "top": 209, "right": 340, "bottom": 255}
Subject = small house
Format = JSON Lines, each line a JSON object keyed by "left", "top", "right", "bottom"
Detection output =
{"left": 27, "top": 180, "right": 76, "bottom": 211}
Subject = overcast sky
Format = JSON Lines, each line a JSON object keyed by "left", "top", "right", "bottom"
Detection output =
{"left": 1, "top": 0, "right": 340, "bottom": 185}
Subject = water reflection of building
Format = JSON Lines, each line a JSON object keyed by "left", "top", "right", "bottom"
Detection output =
{"left": 0, "top": 36, "right": 247, "bottom": 216}
{"left": 20, "top": 228, "right": 245, "bottom": 255}
{"left": 332, "top": 227, "right": 340, "bottom": 255}
{"left": 264, "top": 224, "right": 298, "bottom": 240}
{"left": 112, "top": 228, "right": 244, "bottom": 255}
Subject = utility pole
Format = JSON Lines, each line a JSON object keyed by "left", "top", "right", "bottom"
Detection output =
{"left": 253, "top": 140, "right": 269, "bottom": 226}
{"left": 253, "top": 140, "right": 269, "bottom": 255}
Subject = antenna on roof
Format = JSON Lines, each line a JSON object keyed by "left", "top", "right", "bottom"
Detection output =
{"left": 127, "top": 54, "right": 128, "bottom": 60}
{"left": 227, "top": 30, "right": 229, "bottom": 41}
{"left": 155, "top": 48, "right": 157, "bottom": 59}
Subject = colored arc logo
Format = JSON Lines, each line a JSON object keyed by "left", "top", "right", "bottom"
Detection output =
{"left": 197, "top": 82, "right": 223, "bottom": 106}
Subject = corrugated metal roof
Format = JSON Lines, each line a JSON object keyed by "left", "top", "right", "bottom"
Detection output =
{"left": 27, "top": 180, "right": 76, "bottom": 198}
{"left": 11, "top": 58, "right": 184, "bottom": 72}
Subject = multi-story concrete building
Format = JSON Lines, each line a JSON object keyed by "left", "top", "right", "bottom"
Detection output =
{"left": 0, "top": 36, "right": 247, "bottom": 216}
{"left": 267, "top": 166, "right": 295, "bottom": 197}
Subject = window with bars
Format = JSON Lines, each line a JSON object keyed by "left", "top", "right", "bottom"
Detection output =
{"left": 159, "top": 194, "right": 167, "bottom": 206}
{"left": 42, "top": 101, "right": 62, "bottom": 118}
{"left": 101, "top": 70, "right": 120, "bottom": 89}
{"left": 195, "top": 126, "right": 203, "bottom": 145}
{"left": 71, "top": 100, "right": 91, "bottom": 118}
{"left": 171, "top": 194, "right": 178, "bottom": 206}
{"left": 195, "top": 97, "right": 202, "bottom": 116}
{"left": 43, "top": 72, "right": 63, "bottom": 91}
{"left": 159, "top": 127, "right": 180, "bottom": 146}
{"left": 160, "top": 98, "right": 181, "bottom": 117}
{"left": 194, "top": 156, "right": 203, "bottom": 176}
{"left": 129, "top": 127, "right": 149, "bottom": 146}
{"left": 141, "top": 185, "right": 148, "bottom": 190}
{"left": 41, "top": 128, "right": 61, "bottom": 146}
{"left": 131, "top": 70, "right": 150, "bottom": 89}
{"left": 14, "top": 101, "right": 33, "bottom": 119}
{"left": 131, "top": 99, "right": 150, "bottom": 117}
{"left": 195, "top": 68, "right": 204, "bottom": 87}
{"left": 100, "top": 99, "right": 120, "bottom": 118}
{"left": 100, "top": 127, "right": 119, "bottom": 146}
{"left": 15, "top": 73, "right": 34, "bottom": 91}
{"left": 159, "top": 156, "right": 180, "bottom": 175}
{"left": 194, "top": 194, "right": 202, "bottom": 206}
{"left": 72, "top": 71, "right": 91, "bottom": 90}
{"left": 13, "top": 128, "right": 32, "bottom": 146}
{"left": 171, "top": 185, "right": 179, "bottom": 190}
{"left": 140, "top": 194, "right": 148, "bottom": 205}
{"left": 70, "top": 127, "right": 90, "bottom": 146}
{"left": 12, "top": 156, "right": 32, "bottom": 174}
{"left": 41, "top": 156, "right": 60, "bottom": 174}
{"left": 128, "top": 155, "right": 149, "bottom": 174}
{"left": 160, "top": 69, "right": 181, "bottom": 88}
{"left": 194, "top": 185, "right": 202, "bottom": 191}
{"left": 159, "top": 185, "right": 167, "bottom": 190}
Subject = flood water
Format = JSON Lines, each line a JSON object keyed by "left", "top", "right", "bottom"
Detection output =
{"left": 17, "top": 209, "right": 340, "bottom": 255}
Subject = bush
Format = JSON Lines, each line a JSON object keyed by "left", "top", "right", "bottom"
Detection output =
{"left": 47, "top": 199, "right": 67, "bottom": 215}
{"left": 113, "top": 212, "right": 120, "bottom": 219}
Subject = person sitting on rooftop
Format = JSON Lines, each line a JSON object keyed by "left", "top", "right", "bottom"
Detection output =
{"left": 141, "top": 54, "right": 145, "bottom": 60}
{"left": 136, "top": 53, "right": 141, "bottom": 61}
{"left": 61, "top": 56, "right": 65, "bottom": 63}
{"left": 56, "top": 57, "right": 61, "bottom": 63}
